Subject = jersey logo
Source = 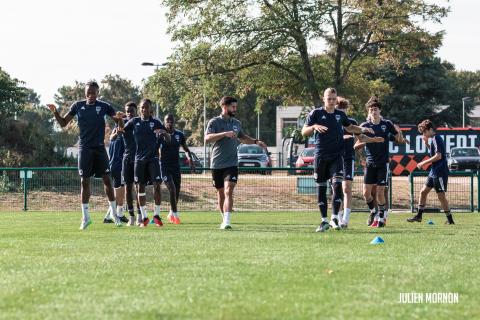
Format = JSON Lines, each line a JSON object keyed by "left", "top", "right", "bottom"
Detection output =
{"left": 233, "top": 125, "right": 239, "bottom": 132}
{"left": 231, "top": 176, "right": 237, "bottom": 181}
{"left": 175, "top": 135, "right": 180, "bottom": 142}
{"left": 95, "top": 106, "right": 101, "bottom": 114}
{"left": 149, "top": 122, "right": 154, "bottom": 130}
{"left": 381, "top": 125, "right": 386, "bottom": 132}
{"left": 380, "top": 180, "right": 385, "bottom": 184}
{"left": 81, "top": 106, "right": 85, "bottom": 110}
{"left": 321, "top": 115, "right": 326, "bottom": 119}
{"left": 136, "top": 122, "right": 140, "bottom": 126}
{"left": 335, "top": 115, "right": 341, "bottom": 122}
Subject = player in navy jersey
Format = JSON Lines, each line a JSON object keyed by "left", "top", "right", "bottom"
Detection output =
{"left": 47, "top": 81, "right": 124, "bottom": 230}
{"left": 302, "top": 88, "right": 376, "bottom": 232}
{"left": 335, "top": 97, "right": 384, "bottom": 228}
{"left": 359, "top": 97, "right": 407, "bottom": 228}
{"left": 407, "top": 120, "right": 454, "bottom": 224}
{"left": 159, "top": 114, "right": 195, "bottom": 224}
{"left": 103, "top": 124, "right": 129, "bottom": 224}
{"left": 122, "top": 98, "right": 170, "bottom": 227}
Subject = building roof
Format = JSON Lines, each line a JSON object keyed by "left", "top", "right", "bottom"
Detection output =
{"left": 469, "top": 105, "right": 480, "bottom": 118}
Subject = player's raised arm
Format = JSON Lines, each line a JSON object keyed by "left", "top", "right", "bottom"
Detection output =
{"left": 393, "top": 124, "right": 409, "bottom": 144}
{"left": 47, "top": 104, "right": 73, "bottom": 128}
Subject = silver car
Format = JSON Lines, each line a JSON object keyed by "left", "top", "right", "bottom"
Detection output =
{"left": 237, "top": 144, "right": 272, "bottom": 171}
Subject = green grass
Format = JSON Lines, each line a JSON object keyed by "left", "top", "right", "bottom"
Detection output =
{"left": 0, "top": 211, "right": 479, "bottom": 320}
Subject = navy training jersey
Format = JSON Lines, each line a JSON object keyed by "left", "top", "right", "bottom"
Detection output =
{"left": 124, "top": 116, "right": 166, "bottom": 161}
{"left": 343, "top": 117, "right": 358, "bottom": 160}
{"left": 360, "top": 119, "right": 398, "bottom": 165}
{"left": 159, "top": 129, "right": 186, "bottom": 170}
{"left": 429, "top": 134, "right": 449, "bottom": 177}
{"left": 108, "top": 133, "right": 125, "bottom": 172}
{"left": 68, "top": 99, "right": 116, "bottom": 148}
{"left": 305, "top": 107, "right": 351, "bottom": 159}
{"left": 122, "top": 117, "right": 136, "bottom": 159}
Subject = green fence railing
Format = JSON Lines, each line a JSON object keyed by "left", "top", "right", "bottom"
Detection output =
{"left": 409, "top": 171, "right": 477, "bottom": 212}
{"left": 0, "top": 167, "right": 477, "bottom": 213}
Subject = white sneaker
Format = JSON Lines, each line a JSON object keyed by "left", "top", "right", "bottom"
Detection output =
{"left": 79, "top": 218, "right": 92, "bottom": 230}
{"left": 219, "top": 222, "right": 232, "bottom": 230}
{"left": 127, "top": 216, "right": 135, "bottom": 226}
{"left": 111, "top": 213, "right": 122, "bottom": 227}
{"left": 329, "top": 218, "right": 341, "bottom": 230}
{"left": 339, "top": 220, "right": 348, "bottom": 229}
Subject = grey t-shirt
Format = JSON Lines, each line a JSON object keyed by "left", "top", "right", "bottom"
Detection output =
{"left": 206, "top": 115, "right": 245, "bottom": 169}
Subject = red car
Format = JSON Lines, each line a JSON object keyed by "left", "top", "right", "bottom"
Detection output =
{"left": 295, "top": 147, "right": 315, "bottom": 174}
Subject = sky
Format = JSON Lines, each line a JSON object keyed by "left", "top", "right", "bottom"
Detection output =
{"left": 0, "top": 0, "right": 478, "bottom": 105}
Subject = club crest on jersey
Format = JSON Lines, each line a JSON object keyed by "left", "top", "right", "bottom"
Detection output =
{"left": 233, "top": 125, "right": 239, "bottom": 132}
{"left": 95, "top": 106, "right": 101, "bottom": 114}
{"left": 381, "top": 125, "right": 386, "bottom": 132}
{"left": 175, "top": 135, "right": 180, "bottom": 142}
{"left": 335, "top": 114, "right": 341, "bottom": 122}
{"left": 321, "top": 115, "right": 326, "bottom": 119}
{"left": 149, "top": 122, "right": 154, "bottom": 130}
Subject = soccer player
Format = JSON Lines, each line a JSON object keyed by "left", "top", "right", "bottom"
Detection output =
{"left": 103, "top": 125, "right": 128, "bottom": 223}
{"left": 205, "top": 96, "right": 267, "bottom": 230}
{"left": 159, "top": 114, "right": 195, "bottom": 224}
{"left": 120, "top": 101, "right": 141, "bottom": 226}
{"left": 407, "top": 120, "right": 455, "bottom": 224}
{"left": 335, "top": 97, "right": 384, "bottom": 228}
{"left": 122, "top": 99, "right": 170, "bottom": 227}
{"left": 359, "top": 97, "right": 407, "bottom": 228}
{"left": 47, "top": 81, "right": 124, "bottom": 230}
{"left": 301, "top": 88, "right": 375, "bottom": 232}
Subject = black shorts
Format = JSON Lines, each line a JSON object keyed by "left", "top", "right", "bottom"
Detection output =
{"left": 111, "top": 170, "right": 124, "bottom": 188}
{"left": 343, "top": 158, "right": 355, "bottom": 181}
{"left": 161, "top": 166, "right": 181, "bottom": 190}
{"left": 122, "top": 157, "right": 135, "bottom": 184}
{"left": 212, "top": 166, "right": 238, "bottom": 189}
{"left": 314, "top": 156, "right": 344, "bottom": 184}
{"left": 426, "top": 175, "right": 448, "bottom": 193}
{"left": 364, "top": 163, "right": 388, "bottom": 186}
{"left": 134, "top": 158, "right": 162, "bottom": 185}
{"left": 78, "top": 146, "right": 110, "bottom": 178}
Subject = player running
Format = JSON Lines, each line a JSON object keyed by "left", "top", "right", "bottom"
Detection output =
{"left": 47, "top": 81, "right": 124, "bottom": 230}
{"left": 159, "top": 114, "right": 196, "bottom": 224}
{"left": 407, "top": 120, "right": 455, "bottom": 225}
{"left": 302, "top": 88, "right": 375, "bottom": 233}
{"left": 358, "top": 97, "right": 407, "bottom": 228}
{"left": 122, "top": 99, "right": 170, "bottom": 227}
{"left": 205, "top": 96, "right": 267, "bottom": 230}
{"left": 335, "top": 97, "right": 384, "bottom": 228}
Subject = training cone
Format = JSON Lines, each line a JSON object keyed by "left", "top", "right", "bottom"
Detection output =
{"left": 370, "top": 236, "right": 385, "bottom": 244}
{"left": 427, "top": 220, "right": 435, "bottom": 225}
{"left": 149, "top": 219, "right": 155, "bottom": 224}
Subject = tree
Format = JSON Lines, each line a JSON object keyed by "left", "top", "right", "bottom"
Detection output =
{"left": 100, "top": 74, "right": 141, "bottom": 111}
{"left": 0, "top": 67, "right": 28, "bottom": 120}
{"left": 162, "top": 0, "right": 447, "bottom": 107}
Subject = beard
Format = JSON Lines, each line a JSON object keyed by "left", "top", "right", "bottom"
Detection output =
{"left": 227, "top": 111, "right": 236, "bottom": 117}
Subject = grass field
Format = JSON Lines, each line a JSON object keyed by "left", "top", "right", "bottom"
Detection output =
{"left": 1, "top": 211, "right": 479, "bottom": 319}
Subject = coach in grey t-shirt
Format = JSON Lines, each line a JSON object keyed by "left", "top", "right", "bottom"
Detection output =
{"left": 205, "top": 96, "right": 267, "bottom": 230}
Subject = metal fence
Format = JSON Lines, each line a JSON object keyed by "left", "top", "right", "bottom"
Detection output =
{"left": 0, "top": 167, "right": 477, "bottom": 213}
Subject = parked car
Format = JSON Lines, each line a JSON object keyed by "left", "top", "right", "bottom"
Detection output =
{"left": 237, "top": 144, "right": 272, "bottom": 174}
{"left": 179, "top": 151, "right": 202, "bottom": 173}
{"left": 295, "top": 147, "right": 315, "bottom": 174}
{"left": 447, "top": 147, "right": 480, "bottom": 171}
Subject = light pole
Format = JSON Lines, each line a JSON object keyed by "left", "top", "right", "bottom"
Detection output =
{"left": 462, "top": 97, "right": 472, "bottom": 128}
{"left": 141, "top": 62, "right": 168, "bottom": 118}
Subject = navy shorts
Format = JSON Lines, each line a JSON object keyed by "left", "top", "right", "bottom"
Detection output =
{"left": 111, "top": 170, "right": 124, "bottom": 188}
{"left": 426, "top": 175, "right": 448, "bottom": 193}
{"left": 161, "top": 166, "right": 181, "bottom": 191}
{"left": 134, "top": 158, "right": 162, "bottom": 185}
{"left": 212, "top": 166, "right": 238, "bottom": 189}
{"left": 78, "top": 146, "right": 110, "bottom": 178}
{"left": 314, "top": 155, "right": 344, "bottom": 184}
{"left": 364, "top": 163, "right": 388, "bottom": 186}
{"left": 122, "top": 157, "right": 135, "bottom": 184}
{"left": 343, "top": 158, "right": 355, "bottom": 181}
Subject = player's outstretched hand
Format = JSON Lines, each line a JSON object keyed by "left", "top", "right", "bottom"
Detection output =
{"left": 224, "top": 131, "right": 237, "bottom": 139}
{"left": 314, "top": 124, "right": 328, "bottom": 133}
{"left": 155, "top": 129, "right": 167, "bottom": 136}
{"left": 416, "top": 161, "right": 425, "bottom": 170}
{"left": 47, "top": 104, "right": 57, "bottom": 113}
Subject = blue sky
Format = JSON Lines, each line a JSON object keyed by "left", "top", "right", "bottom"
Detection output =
{"left": 0, "top": 0, "right": 477, "bottom": 105}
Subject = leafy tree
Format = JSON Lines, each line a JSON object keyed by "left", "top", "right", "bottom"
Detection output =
{"left": 0, "top": 67, "right": 28, "bottom": 120}
{"left": 162, "top": 0, "right": 447, "bottom": 107}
